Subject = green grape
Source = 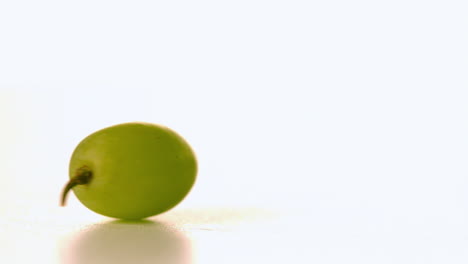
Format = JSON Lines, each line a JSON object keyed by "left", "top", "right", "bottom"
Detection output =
{"left": 60, "top": 122, "right": 197, "bottom": 220}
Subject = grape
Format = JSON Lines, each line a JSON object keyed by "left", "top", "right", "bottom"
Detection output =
{"left": 60, "top": 122, "right": 197, "bottom": 220}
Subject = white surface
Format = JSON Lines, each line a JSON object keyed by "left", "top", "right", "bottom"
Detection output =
{"left": 1, "top": 1, "right": 467, "bottom": 263}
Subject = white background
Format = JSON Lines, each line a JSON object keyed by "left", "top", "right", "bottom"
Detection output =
{"left": 0, "top": 0, "right": 467, "bottom": 263}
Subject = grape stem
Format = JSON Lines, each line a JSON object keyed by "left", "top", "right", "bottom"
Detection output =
{"left": 60, "top": 167, "right": 93, "bottom": 206}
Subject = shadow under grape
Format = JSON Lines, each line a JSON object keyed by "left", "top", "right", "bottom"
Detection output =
{"left": 60, "top": 219, "right": 192, "bottom": 264}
